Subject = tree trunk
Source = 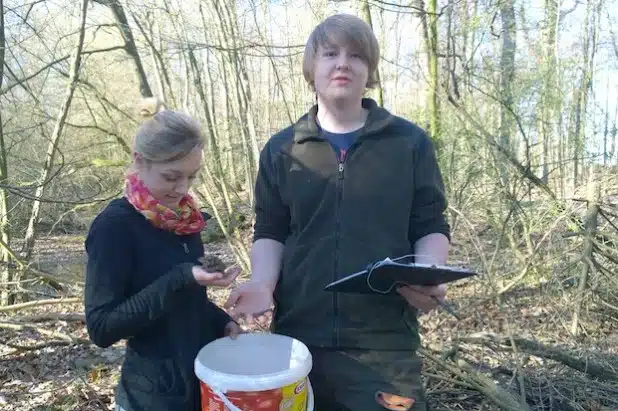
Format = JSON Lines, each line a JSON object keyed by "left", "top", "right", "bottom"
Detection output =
{"left": 603, "top": 77, "right": 610, "bottom": 166}
{"left": 207, "top": 0, "right": 258, "bottom": 200}
{"left": 571, "top": 0, "right": 600, "bottom": 188}
{"left": 0, "top": 0, "right": 13, "bottom": 306}
{"left": 571, "top": 171, "right": 599, "bottom": 336}
{"left": 540, "top": 0, "right": 558, "bottom": 185}
{"left": 221, "top": 0, "right": 261, "bottom": 176}
{"left": 187, "top": 48, "right": 226, "bottom": 195}
{"left": 20, "top": 0, "right": 90, "bottom": 265}
{"left": 414, "top": 0, "right": 441, "bottom": 145}
{"left": 131, "top": 10, "right": 176, "bottom": 105}
{"left": 249, "top": 0, "right": 294, "bottom": 124}
{"left": 428, "top": 0, "right": 440, "bottom": 144}
{"left": 498, "top": 0, "right": 516, "bottom": 187}
{"left": 360, "top": 0, "right": 384, "bottom": 106}
{"left": 93, "top": 0, "right": 153, "bottom": 98}
{"left": 610, "top": 99, "right": 618, "bottom": 165}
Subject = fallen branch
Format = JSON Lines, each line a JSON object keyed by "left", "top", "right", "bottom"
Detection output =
{"left": 418, "top": 347, "right": 528, "bottom": 411}
{"left": 13, "top": 313, "right": 85, "bottom": 323}
{"left": 0, "top": 238, "right": 66, "bottom": 290}
{"left": 422, "top": 372, "right": 477, "bottom": 390}
{"left": 598, "top": 298, "right": 618, "bottom": 313}
{"left": 498, "top": 211, "right": 570, "bottom": 295}
{"left": 0, "top": 321, "right": 90, "bottom": 345}
{"left": 459, "top": 332, "right": 618, "bottom": 383}
{"left": 0, "top": 297, "right": 80, "bottom": 313}
{"left": 0, "top": 339, "right": 73, "bottom": 352}
{"left": 571, "top": 183, "right": 599, "bottom": 336}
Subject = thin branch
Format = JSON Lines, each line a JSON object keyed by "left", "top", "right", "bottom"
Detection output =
{"left": 0, "top": 297, "right": 80, "bottom": 313}
{"left": 0, "top": 339, "right": 74, "bottom": 352}
{"left": 0, "top": 236, "right": 68, "bottom": 289}
{"left": 0, "top": 321, "right": 89, "bottom": 345}
{"left": 459, "top": 333, "right": 618, "bottom": 383}
{"left": 0, "top": 46, "right": 126, "bottom": 95}
{"left": 12, "top": 313, "right": 85, "bottom": 323}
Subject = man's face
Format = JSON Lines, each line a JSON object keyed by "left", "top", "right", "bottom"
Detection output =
{"left": 313, "top": 42, "right": 369, "bottom": 103}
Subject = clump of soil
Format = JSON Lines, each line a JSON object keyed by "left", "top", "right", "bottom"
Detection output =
{"left": 198, "top": 254, "right": 227, "bottom": 272}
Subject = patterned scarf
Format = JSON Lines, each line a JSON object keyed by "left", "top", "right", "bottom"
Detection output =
{"left": 124, "top": 172, "right": 205, "bottom": 235}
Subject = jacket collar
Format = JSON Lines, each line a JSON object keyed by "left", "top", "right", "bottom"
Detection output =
{"left": 293, "top": 98, "right": 393, "bottom": 143}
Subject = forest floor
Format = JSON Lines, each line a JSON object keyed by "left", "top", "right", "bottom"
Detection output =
{"left": 1, "top": 234, "right": 617, "bottom": 411}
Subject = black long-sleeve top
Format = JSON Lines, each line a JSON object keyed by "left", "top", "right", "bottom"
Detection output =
{"left": 84, "top": 197, "right": 233, "bottom": 411}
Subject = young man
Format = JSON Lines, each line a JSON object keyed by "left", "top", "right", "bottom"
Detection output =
{"left": 225, "top": 13, "right": 450, "bottom": 411}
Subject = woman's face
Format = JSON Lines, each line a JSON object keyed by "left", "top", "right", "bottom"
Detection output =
{"left": 313, "top": 42, "right": 369, "bottom": 104}
{"left": 135, "top": 147, "right": 203, "bottom": 209}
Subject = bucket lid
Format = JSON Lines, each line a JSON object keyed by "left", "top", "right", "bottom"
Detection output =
{"left": 194, "top": 333, "right": 313, "bottom": 393}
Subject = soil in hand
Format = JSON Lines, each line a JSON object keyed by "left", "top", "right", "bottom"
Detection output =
{"left": 198, "top": 254, "right": 227, "bottom": 272}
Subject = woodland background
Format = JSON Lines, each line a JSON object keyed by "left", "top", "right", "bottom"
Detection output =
{"left": 0, "top": 0, "right": 618, "bottom": 410}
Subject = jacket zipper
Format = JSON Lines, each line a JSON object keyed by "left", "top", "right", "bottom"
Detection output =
{"left": 332, "top": 143, "right": 360, "bottom": 347}
{"left": 333, "top": 157, "right": 344, "bottom": 346}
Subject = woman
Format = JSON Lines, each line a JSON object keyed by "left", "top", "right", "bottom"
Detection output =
{"left": 225, "top": 13, "right": 450, "bottom": 411}
{"left": 84, "top": 98, "right": 241, "bottom": 411}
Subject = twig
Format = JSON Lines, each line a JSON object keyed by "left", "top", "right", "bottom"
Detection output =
{"left": 507, "top": 334, "right": 527, "bottom": 407}
{"left": 459, "top": 333, "right": 618, "bottom": 383}
{"left": 0, "top": 321, "right": 90, "bottom": 345}
{"left": 13, "top": 313, "right": 85, "bottom": 323}
{"left": 1, "top": 339, "right": 73, "bottom": 351}
{"left": 498, "top": 211, "right": 570, "bottom": 295}
{"left": 432, "top": 296, "right": 461, "bottom": 320}
{"left": 598, "top": 298, "right": 618, "bottom": 313}
{"left": 419, "top": 347, "right": 528, "bottom": 411}
{"left": 422, "top": 372, "right": 477, "bottom": 389}
{"left": 599, "top": 209, "right": 618, "bottom": 233}
{"left": 76, "top": 368, "right": 110, "bottom": 410}
{"left": 571, "top": 185, "right": 599, "bottom": 336}
{"left": 0, "top": 297, "right": 80, "bottom": 313}
{"left": 594, "top": 243, "right": 618, "bottom": 265}
{"left": 0, "top": 237, "right": 66, "bottom": 290}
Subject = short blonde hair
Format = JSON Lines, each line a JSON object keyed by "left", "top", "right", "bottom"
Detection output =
{"left": 132, "top": 97, "right": 204, "bottom": 164}
{"left": 302, "top": 13, "right": 380, "bottom": 90}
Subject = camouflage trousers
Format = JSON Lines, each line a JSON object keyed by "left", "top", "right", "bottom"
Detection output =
{"left": 308, "top": 348, "right": 428, "bottom": 411}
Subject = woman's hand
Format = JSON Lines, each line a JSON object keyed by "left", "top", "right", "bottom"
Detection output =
{"left": 192, "top": 265, "right": 240, "bottom": 287}
{"left": 223, "top": 281, "right": 274, "bottom": 327}
{"left": 396, "top": 284, "right": 447, "bottom": 313}
{"left": 223, "top": 321, "right": 243, "bottom": 339}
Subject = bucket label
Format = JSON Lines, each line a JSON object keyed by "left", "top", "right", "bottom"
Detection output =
{"left": 201, "top": 378, "right": 308, "bottom": 411}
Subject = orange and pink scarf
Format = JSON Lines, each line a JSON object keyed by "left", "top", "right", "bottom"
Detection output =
{"left": 124, "top": 172, "right": 205, "bottom": 235}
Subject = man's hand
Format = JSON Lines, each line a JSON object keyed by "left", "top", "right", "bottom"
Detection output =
{"left": 396, "top": 284, "right": 447, "bottom": 312}
{"left": 224, "top": 281, "right": 274, "bottom": 328}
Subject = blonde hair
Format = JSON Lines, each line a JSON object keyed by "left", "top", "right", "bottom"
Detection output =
{"left": 132, "top": 97, "right": 204, "bottom": 164}
{"left": 302, "top": 14, "right": 380, "bottom": 90}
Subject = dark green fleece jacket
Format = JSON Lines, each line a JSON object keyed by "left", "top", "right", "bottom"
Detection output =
{"left": 253, "top": 98, "right": 450, "bottom": 351}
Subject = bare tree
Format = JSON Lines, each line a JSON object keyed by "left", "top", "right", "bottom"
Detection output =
{"left": 92, "top": 0, "right": 153, "bottom": 98}
{"left": 0, "top": 0, "right": 12, "bottom": 306}
{"left": 360, "top": 0, "right": 384, "bottom": 105}
{"left": 19, "top": 0, "right": 90, "bottom": 267}
{"left": 497, "top": 0, "right": 516, "bottom": 187}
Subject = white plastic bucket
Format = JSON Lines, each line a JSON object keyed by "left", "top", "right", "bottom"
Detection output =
{"left": 194, "top": 333, "right": 314, "bottom": 411}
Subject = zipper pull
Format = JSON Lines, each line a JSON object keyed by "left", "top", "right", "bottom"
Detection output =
{"left": 182, "top": 243, "right": 189, "bottom": 254}
{"left": 338, "top": 162, "right": 344, "bottom": 179}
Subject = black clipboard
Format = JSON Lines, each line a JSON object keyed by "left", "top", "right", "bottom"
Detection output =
{"left": 324, "top": 255, "right": 477, "bottom": 295}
